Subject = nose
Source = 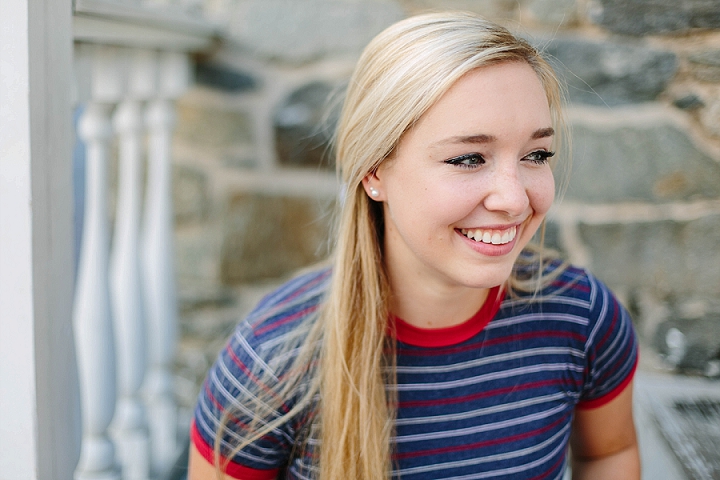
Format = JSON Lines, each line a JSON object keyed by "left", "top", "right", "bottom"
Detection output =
{"left": 482, "top": 162, "right": 530, "bottom": 217}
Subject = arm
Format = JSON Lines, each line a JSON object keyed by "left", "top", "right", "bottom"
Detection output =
{"left": 187, "top": 436, "right": 279, "bottom": 480}
{"left": 570, "top": 380, "right": 640, "bottom": 480}
{"left": 188, "top": 441, "right": 225, "bottom": 480}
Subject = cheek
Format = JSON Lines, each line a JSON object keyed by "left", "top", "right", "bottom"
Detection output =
{"left": 529, "top": 171, "right": 556, "bottom": 216}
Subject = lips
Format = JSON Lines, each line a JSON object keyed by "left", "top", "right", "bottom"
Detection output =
{"left": 459, "top": 226, "right": 517, "bottom": 245}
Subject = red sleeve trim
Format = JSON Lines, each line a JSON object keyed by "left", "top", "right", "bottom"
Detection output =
{"left": 575, "top": 354, "right": 638, "bottom": 410}
{"left": 190, "top": 420, "right": 280, "bottom": 480}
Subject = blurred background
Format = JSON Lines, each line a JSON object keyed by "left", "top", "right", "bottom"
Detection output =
{"left": 166, "top": 1, "right": 720, "bottom": 477}
{"left": 168, "top": 0, "right": 720, "bottom": 391}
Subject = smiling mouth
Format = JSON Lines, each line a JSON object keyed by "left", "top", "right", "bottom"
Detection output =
{"left": 459, "top": 226, "right": 517, "bottom": 245}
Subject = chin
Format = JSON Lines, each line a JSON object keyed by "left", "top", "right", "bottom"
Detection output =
{"left": 454, "top": 264, "right": 516, "bottom": 291}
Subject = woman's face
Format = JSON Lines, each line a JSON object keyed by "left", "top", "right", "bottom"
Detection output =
{"left": 365, "top": 61, "right": 556, "bottom": 297}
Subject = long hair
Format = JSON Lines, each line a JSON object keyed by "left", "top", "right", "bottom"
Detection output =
{"left": 217, "top": 11, "right": 569, "bottom": 480}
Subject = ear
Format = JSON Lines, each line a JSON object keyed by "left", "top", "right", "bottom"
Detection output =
{"left": 361, "top": 171, "right": 385, "bottom": 201}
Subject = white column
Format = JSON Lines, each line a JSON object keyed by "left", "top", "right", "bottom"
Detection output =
{"left": 74, "top": 101, "right": 122, "bottom": 480}
{"left": 142, "top": 51, "right": 189, "bottom": 475}
{"left": 110, "top": 98, "right": 150, "bottom": 480}
{"left": 109, "top": 47, "right": 158, "bottom": 480}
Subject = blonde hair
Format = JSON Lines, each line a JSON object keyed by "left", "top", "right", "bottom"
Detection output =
{"left": 217, "top": 11, "right": 569, "bottom": 480}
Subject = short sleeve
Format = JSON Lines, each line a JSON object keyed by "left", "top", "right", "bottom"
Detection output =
{"left": 191, "top": 320, "right": 295, "bottom": 476}
{"left": 191, "top": 268, "right": 330, "bottom": 477}
{"left": 577, "top": 273, "right": 639, "bottom": 409}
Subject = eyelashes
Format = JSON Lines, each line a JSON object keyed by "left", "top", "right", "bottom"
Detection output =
{"left": 524, "top": 150, "right": 555, "bottom": 164}
{"left": 444, "top": 153, "right": 485, "bottom": 168}
{"left": 444, "top": 150, "right": 555, "bottom": 169}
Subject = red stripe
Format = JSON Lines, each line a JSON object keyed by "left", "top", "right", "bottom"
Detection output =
{"left": 284, "top": 269, "right": 330, "bottom": 302}
{"left": 394, "top": 413, "right": 569, "bottom": 460}
{"left": 531, "top": 447, "right": 567, "bottom": 480}
{"left": 596, "top": 299, "right": 619, "bottom": 351}
{"left": 254, "top": 304, "right": 319, "bottom": 336}
{"left": 249, "top": 270, "right": 329, "bottom": 330}
{"left": 190, "top": 420, "right": 279, "bottom": 480}
{"left": 225, "top": 347, "right": 292, "bottom": 413}
{"left": 576, "top": 353, "right": 638, "bottom": 410}
{"left": 202, "top": 384, "right": 284, "bottom": 447}
{"left": 398, "top": 379, "right": 581, "bottom": 409}
{"left": 551, "top": 278, "right": 590, "bottom": 293}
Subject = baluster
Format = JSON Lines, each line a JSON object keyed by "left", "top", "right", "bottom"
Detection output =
{"left": 110, "top": 98, "right": 150, "bottom": 480}
{"left": 74, "top": 101, "right": 121, "bottom": 480}
{"left": 143, "top": 97, "right": 178, "bottom": 475}
{"left": 142, "top": 51, "right": 189, "bottom": 475}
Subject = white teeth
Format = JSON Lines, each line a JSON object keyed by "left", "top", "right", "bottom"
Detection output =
{"left": 461, "top": 226, "right": 517, "bottom": 245}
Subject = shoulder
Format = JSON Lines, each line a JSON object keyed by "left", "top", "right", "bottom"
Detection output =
{"left": 506, "top": 260, "right": 627, "bottom": 332}
{"left": 511, "top": 258, "right": 598, "bottom": 306}
{"left": 241, "top": 266, "right": 332, "bottom": 344}
{"left": 211, "top": 266, "right": 331, "bottom": 386}
{"left": 192, "top": 268, "right": 331, "bottom": 473}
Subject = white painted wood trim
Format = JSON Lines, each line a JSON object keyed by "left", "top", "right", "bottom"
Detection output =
{"left": 0, "top": 0, "right": 80, "bottom": 478}
{"left": 73, "top": 15, "right": 216, "bottom": 51}
{"left": 73, "top": 0, "right": 220, "bottom": 50}
{"left": 74, "top": 0, "right": 220, "bottom": 36}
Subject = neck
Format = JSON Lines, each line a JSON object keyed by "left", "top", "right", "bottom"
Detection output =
{"left": 388, "top": 276, "right": 491, "bottom": 329}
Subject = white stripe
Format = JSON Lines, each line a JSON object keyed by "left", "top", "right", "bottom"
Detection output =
{"left": 234, "top": 331, "right": 280, "bottom": 381}
{"left": 391, "top": 363, "right": 584, "bottom": 392}
{"left": 195, "top": 405, "right": 280, "bottom": 467}
{"left": 487, "top": 312, "right": 588, "bottom": 330}
{"left": 395, "top": 392, "right": 569, "bottom": 426}
{"left": 394, "top": 347, "right": 583, "bottom": 375}
{"left": 394, "top": 403, "right": 568, "bottom": 444}
{"left": 396, "top": 421, "right": 570, "bottom": 476}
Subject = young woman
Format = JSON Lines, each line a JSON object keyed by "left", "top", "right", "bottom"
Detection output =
{"left": 189, "top": 11, "right": 640, "bottom": 480}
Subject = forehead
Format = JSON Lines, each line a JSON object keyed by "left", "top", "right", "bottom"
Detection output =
{"left": 406, "top": 61, "right": 552, "bottom": 147}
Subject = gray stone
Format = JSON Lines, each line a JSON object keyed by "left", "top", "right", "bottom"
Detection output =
{"left": 175, "top": 226, "right": 223, "bottom": 286}
{"left": 688, "top": 50, "right": 720, "bottom": 83}
{"left": 220, "top": 193, "right": 335, "bottom": 283}
{"left": 227, "top": 0, "right": 405, "bottom": 63}
{"left": 173, "top": 165, "right": 208, "bottom": 224}
{"left": 700, "top": 98, "right": 720, "bottom": 138}
{"left": 587, "top": 0, "right": 720, "bottom": 36}
{"left": 274, "top": 81, "right": 340, "bottom": 169}
{"left": 565, "top": 121, "right": 720, "bottom": 202}
{"left": 542, "top": 37, "right": 677, "bottom": 105}
{"left": 673, "top": 94, "right": 704, "bottom": 111}
{"left": 654, "top": 315, "right": 720, "bottom": 374}
{"left": 524, "top": 0, "right": 578, "bottom": 26}
{"left": 175, "top": 104, "right": 254, "bottom": 148}
{"left": 194, "top": 62, "right": 257, "bottom": 92}
{"left": 578, "top": 215, "right": 720, "bottom": 299}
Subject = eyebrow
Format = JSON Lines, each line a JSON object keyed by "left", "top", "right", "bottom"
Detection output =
{"left": 433, "top": 127, "right": 555, "bottom": 147}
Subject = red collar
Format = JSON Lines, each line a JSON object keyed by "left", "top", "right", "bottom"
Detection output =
{"left": 390, "top": 286, "right": 504, "bottom": 347}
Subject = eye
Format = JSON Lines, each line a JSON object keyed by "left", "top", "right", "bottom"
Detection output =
{"left": 523, "top": 150, "right": 555, "bottom": 165}
{"left": 444, "top": 153, "right": 486, "bottom": 169}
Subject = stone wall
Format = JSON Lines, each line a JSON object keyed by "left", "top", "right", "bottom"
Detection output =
{"left": 173, "top": 0, "right": 720, "bottom": 406}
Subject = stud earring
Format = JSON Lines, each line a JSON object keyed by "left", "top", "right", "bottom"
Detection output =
{"left": 369, "top": 187, "right": 380, "bottom": 198}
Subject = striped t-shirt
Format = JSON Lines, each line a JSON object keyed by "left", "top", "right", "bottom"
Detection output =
{"left": 192, "top": 263, "right": 638, "bottom": 479}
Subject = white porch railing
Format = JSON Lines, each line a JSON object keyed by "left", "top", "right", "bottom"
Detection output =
{"left": 72, "top": 2, "right": 218, "bottom": 479}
